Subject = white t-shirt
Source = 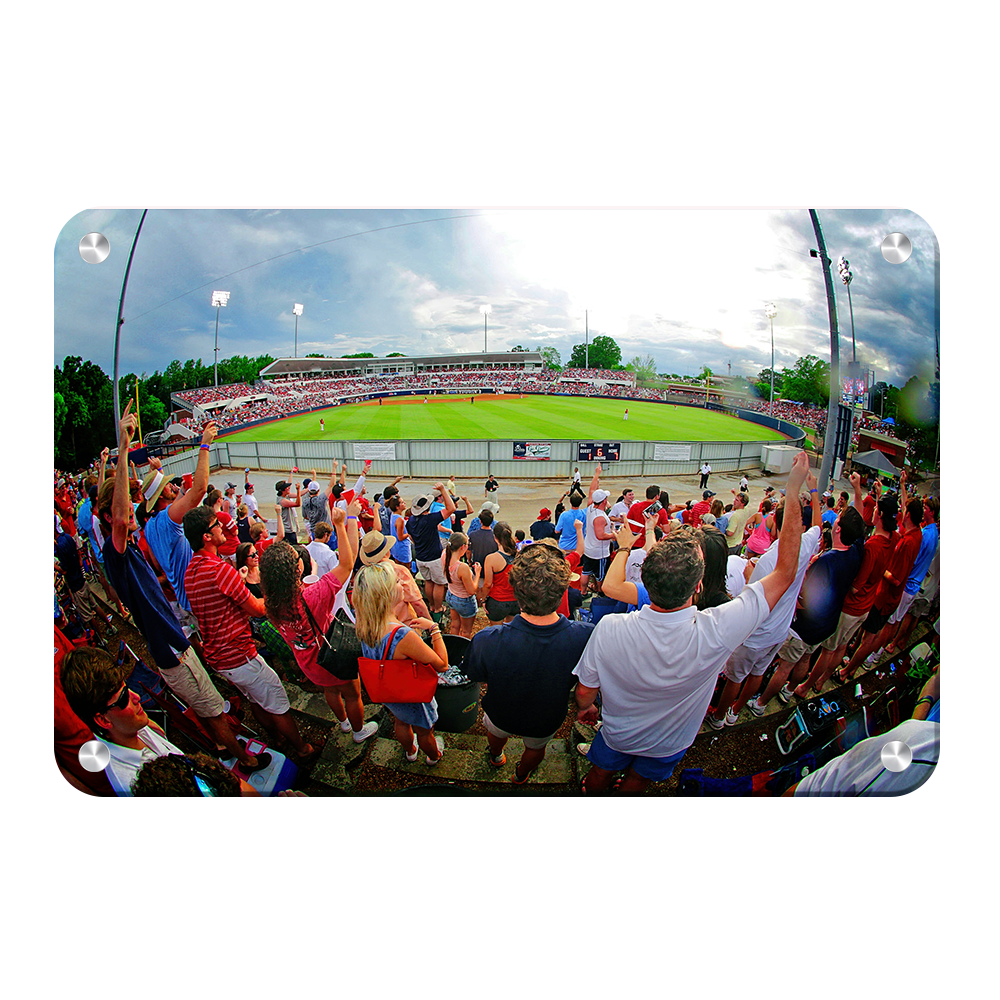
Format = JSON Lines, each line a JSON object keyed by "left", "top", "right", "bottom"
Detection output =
{"left": 573, "top": 582, "right": 770, "bottom": 757}
{"left": 625, "top": 548, "right": 647, "bottom": 585}
{"left": 583, "top": 504, "right": 612, "bottom": 559}
{"left": 608, "top": 500, "right": 630, "bottom": 523}
{"left": 726, "top": 554, "right": 749, "bottom": 597}
{"left": 307, "top": 539, "right": 340, "bottom": 576}
{"left": 794, "top": 719, "right": 939, "bottom": 796}
{"left": 741, "top": 526, "right": 821, "bottom": 650}
{"left": 244, "top": 493, "right": 260, "bottom": 519}
{"left": 98, "top": 726, "right": 183, "bottom": 796}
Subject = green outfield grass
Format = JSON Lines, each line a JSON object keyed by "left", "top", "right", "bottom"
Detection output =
{"left": 221, "top": 394, "right": 788, "bottom": 444}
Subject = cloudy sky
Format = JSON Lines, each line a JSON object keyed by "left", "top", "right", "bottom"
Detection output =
{"left": 54, "top": 208, "right": 937, "bottom": 388}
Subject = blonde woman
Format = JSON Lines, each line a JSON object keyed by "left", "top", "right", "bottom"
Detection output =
{"left": 441, "top": 531, "right": 481, "bottom": 638}
{"left": 353, "top": 562, "right": 449, "bottom": 764}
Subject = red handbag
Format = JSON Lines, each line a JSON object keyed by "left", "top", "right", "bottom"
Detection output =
{"left": 358, "top": 626, "right": 440, "bottom": 703}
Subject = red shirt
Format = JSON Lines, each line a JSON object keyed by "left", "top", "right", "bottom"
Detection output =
{"left": 184, "top": 551, "right": 258, "bottom": 670}
{"left": 873, "top": 525, "right": 922, "bottom": 614}
{"left": 861, "top": 493, "right": 877, "bottom": 527}
{"left": 842, "top": 530, "right": 897, "bottom": 617}
{"left": 254, "top": 536, "right": 276, "bottom": 558}
{"left": 217, "top": 510, "right": 240, "bottom": 556}
{"left": 625, "top": 500, "right": 671, "bottom": 547}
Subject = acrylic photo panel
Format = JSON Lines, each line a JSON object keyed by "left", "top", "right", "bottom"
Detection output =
{"left": 53, "top": 208, "right": 940, "bottom": 798}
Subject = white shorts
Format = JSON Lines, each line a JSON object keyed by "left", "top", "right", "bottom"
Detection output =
{"left": 216, "top": 654, "right": 291, "bottom": 715}
{"left": 723, "top": 640, "right": 783, "bottom": 684}
{"left": 160, "top": 646, "right": 226, "bottom": 718}
{"left": 888, "top": 589, "right": 917, "bottom": 626}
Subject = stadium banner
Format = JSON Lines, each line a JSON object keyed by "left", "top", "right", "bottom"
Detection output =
{"left": 513, "top": 442, "right": 552, "bottom": 460}
{"left": 353, "top": 442, "right": 397, "bottom": 461}
{"left": 578, "top": 442, "right": 621, "bottom": 463}
{"left": 653, "top": 443, "right": 692, "bottom": 461}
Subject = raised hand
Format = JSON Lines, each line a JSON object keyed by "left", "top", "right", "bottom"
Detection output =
{"left": 201, "top": 420, "right": 218, "bottom": 446}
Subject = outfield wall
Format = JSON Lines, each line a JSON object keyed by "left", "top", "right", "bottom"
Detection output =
{"left": 187, "top": 436, "right": 798, "bottom": 481}
{"left": 149, "top": 400, "right": 805, "bottom": 482}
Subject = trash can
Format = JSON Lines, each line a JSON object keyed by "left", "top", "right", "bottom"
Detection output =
{"left": 434, "top": 634, "right": 481, "bottom": 733}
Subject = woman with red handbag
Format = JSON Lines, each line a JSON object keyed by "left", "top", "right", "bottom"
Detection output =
{"left": 353, "top": 562, "right": 450, "bottom": 765}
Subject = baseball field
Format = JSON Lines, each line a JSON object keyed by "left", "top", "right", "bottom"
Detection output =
{"left": 221, "top": 394, "right": 787, "bottom": 443}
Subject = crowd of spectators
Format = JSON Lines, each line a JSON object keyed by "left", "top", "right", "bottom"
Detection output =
{"left": 54, "top": 403, "right": 940, "bottom": 796}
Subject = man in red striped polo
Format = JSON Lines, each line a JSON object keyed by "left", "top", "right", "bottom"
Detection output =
{"left": 183, "top": 505, "right": 316, "bottom": 761}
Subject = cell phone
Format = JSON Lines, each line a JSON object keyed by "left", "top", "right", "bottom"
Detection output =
{"left": 646, "top": 499, "right": 663, "bottom": 516}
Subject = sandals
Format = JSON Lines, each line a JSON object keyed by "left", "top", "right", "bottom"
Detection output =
{"left": 833, "top": 668, "right": 852, "bottom": 685}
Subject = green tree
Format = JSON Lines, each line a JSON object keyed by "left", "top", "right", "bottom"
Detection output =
{"left": 341, "top": 352, "right": 375, "bottom": 359}
{"left": 779, "top": 355, "right": 830, "bottom": 406}
{"left": 753, "top": 367, "right": 783, "bottom": 400}
{"left": 535, "top": 345, "right": 561, "bottom": 370}
{"left": 509, "top": 344, "right": 527, "bottom": 353}
{"left": 629, "top": 354, "right": 657, "bottom": 381}
{"left": 54, "top": 391, "right": 68, "bottom": 447}
{"left": 386, "top": 352, "right": 407, "bottom": 357}
{"left": 567, "top": 335, "right": 621, "bottom": 369}
{"left": 54, "top": 356, "right": 114, "bottom": 468}
{"left": 697, "top": 365, "right": 715, "bottom": 382}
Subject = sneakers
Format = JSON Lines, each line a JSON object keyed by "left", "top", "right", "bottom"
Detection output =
{"left": 339, "top": 718, "right": 352, "bottom": 733}
{"left": 864, "top": 648, "right": 884, "bottom": 668}
{"left": 746, "top": 696, "right": 765, "bottom": 717}
{"left": 576, "top": 743, "right": 591, "bottom": 757}
{"left": 777, "top": 684, "right": 795, "bottom": 704}
{"left": 404, "top": 738, "right": 420, "bottom": 763}
{"left": 351, "top": 721, "right": 379, "bottom": 743}
{"left": 424, "top": 736, "right": 445, "bottom": 766}
{"left": 724, "top": 707, "right": 740, "bottom": 726}
{"left": 705, "top": 712, "right": 726, "bottom": 730}
{"left": 487, "top": 750, "right": 506, "bottom": 767}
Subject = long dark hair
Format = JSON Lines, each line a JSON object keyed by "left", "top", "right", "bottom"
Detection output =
{"left": 493, "top": 520, "right": 517, "bottom": 556}
{"left": 258, "top": 542, "right": 304, "bottom": 625}
{"left": 693, "top": 526, "right": 730, "bottom": 609}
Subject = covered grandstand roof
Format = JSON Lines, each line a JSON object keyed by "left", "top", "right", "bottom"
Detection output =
{"left": 259, "top": 352, "right": 543, "bottom": 378}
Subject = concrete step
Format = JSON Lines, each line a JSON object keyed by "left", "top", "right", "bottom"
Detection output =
{"left": 368, "top": 734, "right": 577, "bottom": 786}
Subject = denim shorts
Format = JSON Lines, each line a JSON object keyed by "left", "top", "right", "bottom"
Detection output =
{"left": 446, "top": 591, "right": 478, "bottom": 619}
{"left": 584, "top": 728, "right": 687, "bottom": 782}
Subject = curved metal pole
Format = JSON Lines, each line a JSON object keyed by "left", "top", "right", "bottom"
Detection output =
{"left": 809, "top": 209, "right": 840, "bottom": 493}
{"left": 769, "top": 317, "right": 775, "bottom": 416}
{"left": 113, "top": 209, "right": 148, "bottom": 439}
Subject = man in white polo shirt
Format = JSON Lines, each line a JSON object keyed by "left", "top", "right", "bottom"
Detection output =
{"left": 573, "top": 450, "right": 810, "bottom": 794}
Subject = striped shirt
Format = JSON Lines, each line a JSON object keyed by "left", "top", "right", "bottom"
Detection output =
{"left": 184, "top": 551, "right": 257, "bottom": 670}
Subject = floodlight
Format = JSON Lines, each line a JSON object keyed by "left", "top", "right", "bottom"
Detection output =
{"left": 293, "top": 303, "right": 304, "bottom": 316}
{"left": 212, "top": 290, "right": 230, "bottom": 308}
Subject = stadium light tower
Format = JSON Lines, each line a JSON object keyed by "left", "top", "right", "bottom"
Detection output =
{"left": 211, "top": 290, "right": 230, "bottom": 387}
{"left": 837, "top": 256, "right": 858, "bottom": 457}
{"left": 764, "top": 302, "right": 778, "bottom": 416}
{"left": 293, "top": 302, "right": 304, "bottom": 357}
{"left": 480, "top": 304, "right": 492, "bottom": 354}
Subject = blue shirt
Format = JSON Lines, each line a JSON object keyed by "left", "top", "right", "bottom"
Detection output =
{"left": 905, "top": 521, "right": 939, "bottom": 594}
{"left": 715, "top": 513, "right": 731, "bottom": 536}
{"left": 822, "top": 508, "right": 838, "bottom": 529}
{"left": 554, "top": 508, "right": 587, "bottom": 551}
{"left": 143, "top": 509, "right": 194, "bottom": 611}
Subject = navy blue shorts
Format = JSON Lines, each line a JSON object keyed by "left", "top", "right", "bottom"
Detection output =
{"left": 585, "top": 728, "right": 687, "bottom": 782}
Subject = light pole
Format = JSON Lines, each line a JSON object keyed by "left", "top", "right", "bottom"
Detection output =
{"left": 211, "top": 290, "right": 230, "bottom": 387}
{"left": 764, "top": 302, "right": 777, "bottom": 416}
{"left": 480, "top": 304, "right": 492, "bottom": 354}
{"left": 293, "top": 302, "right": 304, "bottom": 357}
{"left": 808, "top": 210, "right": 841, "bottom": 494}
{"left": 837, "top": 256, "right": 857, "bottom": 463}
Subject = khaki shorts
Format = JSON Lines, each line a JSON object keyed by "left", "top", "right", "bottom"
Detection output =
{"left": 216, "top": 654, "right": 291, "bottom": 715}
{"left": 778, "top": 631, "right": 822, "bottom": 664}
{"left": 416, "top": 557, "right": 448, "bottom": 586}
{"left": 160, "top": 646, "right": 226, "bottom": 718}
{"left": 483, "top": 712, "right": 557, "bottom": 751}
{"left": 70, "top": 580, "right": 98, "bottom": 623}
{"left": 723, "top": 640, "right": 783, "bottom": 684}
{"left": 821, "top": 610, "right": 867, "bottom": 651}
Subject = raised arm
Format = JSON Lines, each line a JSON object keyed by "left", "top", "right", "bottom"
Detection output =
{"left": 808, "top": 470, "right": 822, "bottom": 528}
{"left": 168, "top": 420, "right": 218, "bottom": 523}
{"left": 850, "top": 471, "right": 864, "bottom": 511}
{"left": 757, "top": 451, "right": 808, "bottom": 611}
{"left": 601, "top": 521, "right": 639, "bottom": 606}
{"left": 273, "top": 504, "right": 285, "bottom": 542}
{"left": 98, "top": 446, "right": 109, "bottom": 490}
{"left": 110, "top": 402, "right": 136, "bottom": 554}
{"left": 434, "top": 483, "right": 456, "bottom": 517}
{"left": 586, "top": 463, "right": 602, "bottom": 505}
